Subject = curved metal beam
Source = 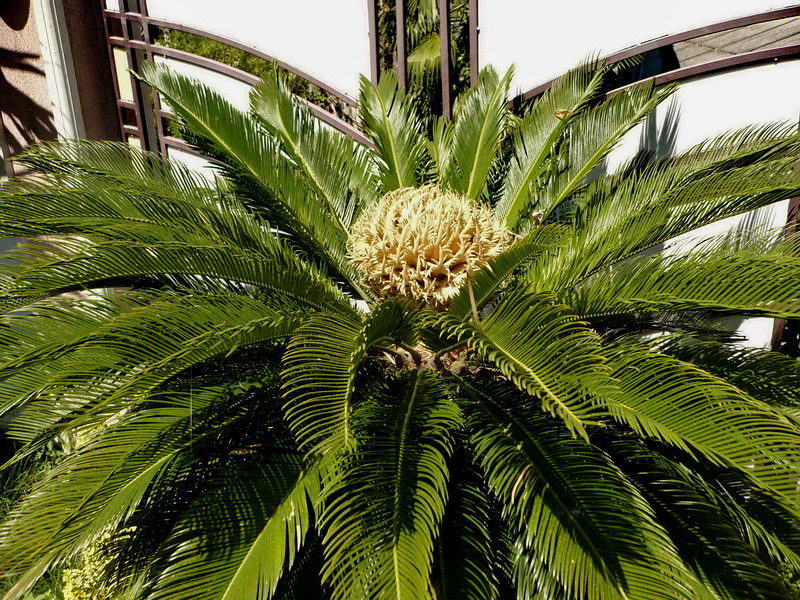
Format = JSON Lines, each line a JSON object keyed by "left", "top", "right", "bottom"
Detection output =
{"left": 514, "top": 5, "right": 800, "bottom": 102}
{"left": 104, "top": 9, "right": 357, "bottom": 106}
{"left": 608, "top": 44, "right": 800, "bottom": 96}
{"left": 121, "top": 41, "right": 375, "bottom": 149}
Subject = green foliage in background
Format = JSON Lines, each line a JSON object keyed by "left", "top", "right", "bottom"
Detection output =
{"left": 154, "top": 28, "right": 348, "bottom": 119}
{"left": 377, "top": 0, "right": 471, "bottom": 124}
{"left": 61, "top": 530, "right": 117, "bottom": 600}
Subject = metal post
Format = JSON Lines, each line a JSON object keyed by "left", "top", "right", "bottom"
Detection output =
{"left": 468, "top": 0, "right": 478, "bottom": 86}
{"left": 368, "top": 0, "right": 380, "bottom": 85}
{"left": 101, "top": 2, "right": 125, "bottom": 142}
{"left": 117, "top": 0, "right": 154, "bottom": 150}
{"left": 138, "top": 0, "right": 167, "bottom": 154}
{"left": 396, "top": 0, "right": 407, "bottom": 87}
{"left": 439, "top": 0, "right": 452, "bottom": 119}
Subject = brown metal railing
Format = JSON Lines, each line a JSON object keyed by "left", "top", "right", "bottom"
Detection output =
{"left": 102, "top": 2, "right": 800, "bottom": 145}
{"left": 102, "top": 0, "right": 375, "bottom": 154}
{"left": 512, "top": 6, "right": 800, "bottom": 102}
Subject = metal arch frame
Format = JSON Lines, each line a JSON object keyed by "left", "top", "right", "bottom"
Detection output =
{"left": 100, "top": 2, "right": 800, "bottom": 144}
{"left": 398, "top": 2, "right": 800, "bottom": 110}
{"left": 108, "top": 5, "right": 362, "bottom": 106}
{"left": 607, "top": 43, "right": 800, "bottom": 96}
{"left": 102, "top": 0, "right": 375, "bottom": 154}
{"left": 512, "top": 5, "right": 800, "bottom": 102}
{"left": 109, "top": 39, "right": 373, "bottom": 148}
{"left": 102, "top": 0, "right": 471, "bottom": 137}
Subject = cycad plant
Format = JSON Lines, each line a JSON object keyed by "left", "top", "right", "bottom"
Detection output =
{"left": 1, "top": 60, "right": 800, "bottom": 600}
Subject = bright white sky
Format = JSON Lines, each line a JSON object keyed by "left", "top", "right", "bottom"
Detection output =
{"left": 126, "top": 1, "right": 796, "bottom": 101}
{"left": 145, "top": 0, "right": 371, "bottom": 99}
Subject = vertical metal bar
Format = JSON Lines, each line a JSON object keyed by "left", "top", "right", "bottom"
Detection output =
{"left": 102, "top": 5, "right": 125, "bottom": 142}
{"left": 771, "top": 114, "right": 800, "bottom": 354}
{"left": 0, "top": 117, "right": 12, "bottom": 180}
{"left": 788, "top": 197, "right": 799, "bottom": 237}
{"left": 468, "top": 0, "right": 479, "bottom": 86}
{"left": 368, "top": 0, "right": 380, "bottom": 85}
{"left": 128, "top": 2, "right": 158, "bottom": 150}
{"left": 118, "top": 0, "right": 149, "bottom": 149}
{"left": 395, "top": 0, "right": 407, "bottom": 88}
{"left": 138, "top": 0, "right": 167, "bottom": 154}
{"left": 771, "top": 196, "right": 800, "bottom": 352}
{"left": 439, "top": 0, "right": 452, "bottom": 119}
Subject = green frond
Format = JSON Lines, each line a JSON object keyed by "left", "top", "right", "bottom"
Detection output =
{"left": 407, "top": 33, "right": 441, "bottom": 83}
{"left": 668, "top": 122, "right": 800, "bottom": 183}
{"left": 603, "top": 436, "right": 797, "bottom": 600}
{"left": 0, "top": 235, "right": 350, "bottom": 314}
{"left": 405, "top": 0, "right": 439, "bottom": 45}
{"left": 549, "top": 128, "right": 800, "bottom": 285}
{"left": 0, "top": 376, "right": 274, "bottom": 579}
{"left": 3, "top": 56, "right": 800, "bottom": 600}
{"left": 435, "top": 289, "right": 614, "bottom": 439}
{"left": 443, "top": 66, "right": 513, "bottom": 201}
{"left": 271, "top": 534, "right": 324, "bottom": 600}
{"left": 497, "top": 62, "right": 607, "bottom": 230}
{"left": 358, "top": 71, "right": 430, "bottom": 192}
{"left": 511, "top": 539, "right": 570, "bottom": 600}
{"left": 0, "top": 147, "right": 353, "bottom": 312}
{"left": 320, "top": 369, "right": 460, "bottom": 600}
{"left": 461, "top": 378, "right": 700, "bottom": 600}
{"left": 566, "top": 247, "right": 800, "bottom": 321}
{"left": 282, "top": 298, "right": 420, "bottom": 455}
{"left": 427, "top": 115, "right": 453, "bottom": 185}
{"left": 0, "top": 293, "right": 136, "bottom": 422}
{"left": 435, "top": 446, "right": 505, "bottom": 599}
{"left": 602, "top": 340, "right": 800, "bottom": 515}
{"left": 658, "top": 337, "right": 800, "bottom": 407}
{"left": 15, "top": 139, "right": 217, "bottom": 196}
{"left": 147, "top": 459, "right": 324, "bottom": 600}
{"left": 0, "top": 291, "right": 299, "bottom": 444}
{"left": 137, "top": 62, "right": 367, "bottom": 298}
{"left": 448, "top": 224, "right": 572, "bottom": 320}
{"left": 250, "top": 74, "right": 378, "bottom": 227}
{"left": 532, "top": 80, "right": 675, "bottom": 223}
{"left": 0, "top": 158, "right": 232, "bottom": 245}
{"left": 0, "top": 556, "right": 54, "bottom": 600}
{"left": 713, "top": 478, "right": 800, "bottom": 572}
